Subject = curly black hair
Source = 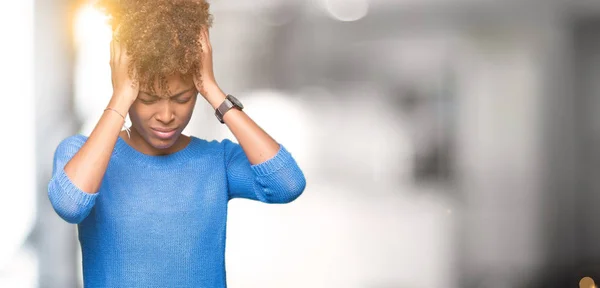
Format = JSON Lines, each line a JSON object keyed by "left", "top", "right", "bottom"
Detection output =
{"left": 95, "top": 0, "right": 213, "bottom": 96}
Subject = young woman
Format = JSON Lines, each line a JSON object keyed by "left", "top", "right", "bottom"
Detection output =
{"left": 47, "top": 1, "right": 306, "bottom": 286}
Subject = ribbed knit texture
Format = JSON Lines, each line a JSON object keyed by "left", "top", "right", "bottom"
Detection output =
{"left": 47, "top": 134, "right": 306, "bottom": 287}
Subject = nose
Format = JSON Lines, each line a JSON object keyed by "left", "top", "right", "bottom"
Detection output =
{"left": 155, "top": 100, "right": 175, "bottom": 124}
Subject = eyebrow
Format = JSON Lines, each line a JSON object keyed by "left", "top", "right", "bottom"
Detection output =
{"left": 140, "top": 88, "right": 195, "bottom": 99}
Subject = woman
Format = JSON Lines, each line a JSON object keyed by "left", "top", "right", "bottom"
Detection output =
{"left": 47, "top": 0, "right": 306, "bottom": 287}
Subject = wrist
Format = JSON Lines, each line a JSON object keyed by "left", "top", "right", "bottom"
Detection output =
{"left": 108, "top": 95, "right": 133, "bottom": 116}
{"left": 204, "top": 86, "right": 227, "bottom": 109}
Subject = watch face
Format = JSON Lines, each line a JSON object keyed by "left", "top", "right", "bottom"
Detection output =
{"left": 227, "top": 95, "right": 244, "bottom": 109}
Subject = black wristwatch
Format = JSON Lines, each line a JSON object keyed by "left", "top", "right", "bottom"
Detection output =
{"left": 215, "top": 94, "right": 244, "bottom": 124}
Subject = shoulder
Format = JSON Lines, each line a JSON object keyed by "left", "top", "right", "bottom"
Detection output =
{"left": 188, "top": 136, "right": 240, "bottom": 156}
{"left": 53, "top": 134, "right": 88, "bottom": 159}
{"left": 55, "top": 134, "right": 88, "bottom": 152}
{"left": 189, "top": 136, "right": 237, "bottom": 149}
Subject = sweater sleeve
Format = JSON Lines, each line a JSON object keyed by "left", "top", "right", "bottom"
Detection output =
{"left": 223, "top": 139, "right": 306, "bottom": 203}
{"left": 47, "top": 135, "right": 99, "bottom": 224}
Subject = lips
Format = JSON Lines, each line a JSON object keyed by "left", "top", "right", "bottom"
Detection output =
{"left": 151, "top": 127, "right": 177, "bottom": 140}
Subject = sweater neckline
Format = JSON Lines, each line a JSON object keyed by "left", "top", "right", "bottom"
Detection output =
{"left": 115, "top": 135, "right": 197, "bottom": 166}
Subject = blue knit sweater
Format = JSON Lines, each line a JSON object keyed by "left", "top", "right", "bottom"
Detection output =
{"left": 47, "top": 134, "right": 306, "bottom": 287}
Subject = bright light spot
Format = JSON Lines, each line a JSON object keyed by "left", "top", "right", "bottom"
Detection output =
{"left": 74, "top": 3, "right": 112, "bottom": 48}
{"left": 73, "top": 3, "right": 115, "bottom": 135}
{"left": 580, "top": 277, "right": 596, "bottom": 288}
{"left": 323, "top": 0, "right": 369, "bottom": 22}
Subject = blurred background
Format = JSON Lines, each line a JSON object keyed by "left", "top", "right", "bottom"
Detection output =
{"left": 4, "top": 0, "right": 600, "bottom": 287}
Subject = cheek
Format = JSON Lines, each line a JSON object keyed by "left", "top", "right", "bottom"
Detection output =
{"left": 128, "top": 105, "right": 151, "bottom": 124}
{"left": 177, "top": 107, "right": 194, "bottom": 124}
{"left": 179, "top": 102, "right": 197, "bottom": 120}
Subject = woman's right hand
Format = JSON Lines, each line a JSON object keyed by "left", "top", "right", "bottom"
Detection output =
{"left": 110, "top": 38, "right": 139, "bottom": 107}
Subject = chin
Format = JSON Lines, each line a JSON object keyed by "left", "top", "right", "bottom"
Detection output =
{"left": 146, "top": 133, "right": 180, "bottom": 150}
{"left": 152, "top": 142, "right": 174, "bottom": 150}
{"left": 152, "top": 138, "right": 178, "bottom": 150}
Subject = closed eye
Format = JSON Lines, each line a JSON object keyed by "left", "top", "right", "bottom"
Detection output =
{"left": 174, "top": 97, "right": 191, "bottom": 104}
{"left": 138, "top": 89, "right": 194, "bottom": 104}
{"left": 139, "top": 98, "right": 158, "bottom": 104}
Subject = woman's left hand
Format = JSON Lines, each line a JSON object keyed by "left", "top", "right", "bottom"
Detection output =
{"left": 194, "top": 26, "right": 221, "bottom": 102}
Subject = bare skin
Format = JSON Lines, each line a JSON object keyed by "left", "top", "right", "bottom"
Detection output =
{"left": 64, "top": 26, "right": 280, "bottom": 194}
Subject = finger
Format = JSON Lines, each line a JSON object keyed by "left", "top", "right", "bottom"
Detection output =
{"left": 200, "top": 26, "right": 207, "bottom": 44}
{"left": 110, "top": 39, "right": 114, "bottom": 86}
{"left": 205, "top": 27, "right": 211, "bottom": 49}
{"left": 110, "top": 39, "right": 114, "bottom": 67}
{"left": 120, "top": 43, "right": 128, "bottom": 62}
{"left": 201, "top": 27, "right": 211, "bottom": 51}
{"left": 198, "top": 28, "right": 204, "bottom": 48}
{"left": 114, "top": 38, "right": 122, "bottom": 64}
{"left": 114, "top": 26, "right": 122, "bottom": 63}
{"left": 203, "top": 25, "right": 209, "bottom": 38}
{"left": 121, "top": 45, "right": 134, "bottom": 81}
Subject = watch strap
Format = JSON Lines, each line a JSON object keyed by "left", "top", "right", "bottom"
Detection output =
{"left": 215, "top": 95, "right": 241, "bottom": 123}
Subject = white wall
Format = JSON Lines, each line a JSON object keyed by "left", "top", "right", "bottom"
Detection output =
{"left": 0, "top": 1, "right": 37, "bottom": 287}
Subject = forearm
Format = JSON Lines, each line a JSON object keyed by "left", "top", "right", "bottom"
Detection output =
{"left": 63, "top": 95, "right": 132, "bottom": 193}
{"left": 205, "top": 86, "right": 280, "bottom": 165}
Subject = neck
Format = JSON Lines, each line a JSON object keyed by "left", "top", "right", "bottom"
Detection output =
{"left": 120, "top": 126, "right": 190, "bottom": 156}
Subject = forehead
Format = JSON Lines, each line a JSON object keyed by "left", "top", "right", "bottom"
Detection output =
{"left": 142, "top": 74, "right": 194, "bottom": 96}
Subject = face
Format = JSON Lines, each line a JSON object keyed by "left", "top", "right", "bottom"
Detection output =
{"left": 128, "top": 73, "right": 198, "bottom": 155}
